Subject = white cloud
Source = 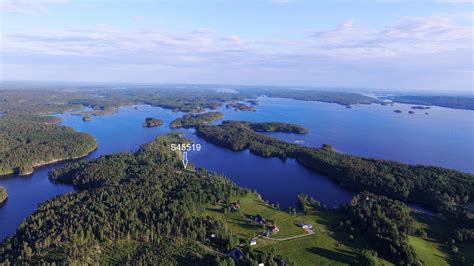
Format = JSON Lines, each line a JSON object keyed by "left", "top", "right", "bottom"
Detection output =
{"left": 0, "top": 0, "right": 67, "bottom": 14}
{"left": 4, "top": 13, "right": 471, "bottom": 60}
{"left": 305, "top": 14, "right": 472, "bottom": 58}
{"left": 1, "top": 12, "right": 472, "bottom": 90}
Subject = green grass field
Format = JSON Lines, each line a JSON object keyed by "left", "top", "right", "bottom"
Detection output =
{"left": 408, "top": 236, "right": 449, "bottom": 266}
{"left": 202, "top": 193, "right": 394, "bottom": 265}
{"left": 201, "top": 193, "right": 469, "bottom": 266}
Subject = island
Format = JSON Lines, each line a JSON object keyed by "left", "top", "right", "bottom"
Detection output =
{"left": 195, "top": 121, "right": 474, "bottom": 212}
{"left": 169, "top": 111, "right": 224, "bottom": 128}
{"left": 387, "top": 95, "right": 474, "bottom": 110}
{"left": 0, "top": 115, "right": 97, "bottom": 176}
{"left": 142, "top": 117, "right": 163, "bottom": 128}
{"left": 0, "top": 186, "right": 7, "bottom": 204}
{"left": 223, "top": 121, "right": 308, "bottom": 134}
{"left": 226, "top": 102, "right": 256, "bottom": 111}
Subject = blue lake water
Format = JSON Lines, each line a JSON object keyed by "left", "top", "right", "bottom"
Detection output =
{"left": 1, "top": 97, "right": 473, "bottom": 240}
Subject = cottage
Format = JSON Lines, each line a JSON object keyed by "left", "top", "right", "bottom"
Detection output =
{"left": 299, "top": 223, "right": 313, "bottom": 229}
{"left": 230, "top": 202, "right": 241, "bottom": 212}
{"left": 268, "top": 224, "right": 280, "bottom": 233}
{"left": 250, "top": 238, "right": 257, "bottom": 245}
{"left": 254, "top": 214, "right": 267, "bottom": 224}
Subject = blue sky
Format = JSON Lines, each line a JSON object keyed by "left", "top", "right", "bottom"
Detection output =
{"left": 1, "top": 0, "right": 473, "bottom": 92}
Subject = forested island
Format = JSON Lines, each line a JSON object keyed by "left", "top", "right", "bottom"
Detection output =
{"left": 142, "top": 117, "right": 163, "bottom": 128}
{"left": 223, "top": 121, "right": 308, "bottom": 134}
{"left": 169, "top": 112, "right": 224, "bottom": 129}
{"left": 0, "top": 115, "right": 97, "bottom": 176}
{"left": 0, "top": 186, "right": 7, "bottom": 204}
{"left": 226, "top": 102, "right": 256, "bottom": 111}
{"left": 387, "top": 95, "right": 474, "bottom": 110}
{"left": 195, "top": 121, "right": 474, "bottom": 212}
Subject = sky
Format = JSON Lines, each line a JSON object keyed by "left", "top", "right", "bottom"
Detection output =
{"left": 0, "top": 0, "right": 473, "bottom": 92}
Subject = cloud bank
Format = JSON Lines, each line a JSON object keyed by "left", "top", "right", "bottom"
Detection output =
{"left": 1, "top": 11, "right": 472, "bottom": 91}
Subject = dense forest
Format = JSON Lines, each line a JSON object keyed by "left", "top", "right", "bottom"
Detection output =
{"left": 222, "top": 121, "right": 308, "bottom": 134}
{"left": 195, "top": 121, "right": 474, "bottom": 212}
{"left": 387, "top": 95, "right": 474, "bottom": 110}
{"left": 0, "top": 115, "right": 97, "bottom": 176}
{"left": 142, "top": 117, "right": 163, "bottom": 128}
{"left": 0, "top": 134, "right": 285, "bottom": 265}
{"left": 0, "top": 186, "right": 7, "bottom": 204}
{"left": 339, "top": 192, "right": 422, "bottom": 264}
{"left": 170, "top": 112, "right": 224, "bottom": 129}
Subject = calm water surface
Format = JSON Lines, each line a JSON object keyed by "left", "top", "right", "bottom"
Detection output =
{"left": 1, "top": 98, "right": 473, "bottom": 240}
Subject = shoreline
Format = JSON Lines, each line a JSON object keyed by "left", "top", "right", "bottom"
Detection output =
{"left": 0, "top": 187, "right": 7, "bottom": 204}
{"left": 0, "top": 144, "right": 98, "bottom": 178}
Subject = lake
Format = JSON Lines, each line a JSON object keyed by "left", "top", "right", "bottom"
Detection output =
{"left": 1, "top": 97, "right": 473, "bottom": 240}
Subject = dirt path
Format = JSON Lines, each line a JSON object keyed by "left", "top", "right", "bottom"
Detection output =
{"left": 260, "top": 228, "right": 315, "bottom": 241}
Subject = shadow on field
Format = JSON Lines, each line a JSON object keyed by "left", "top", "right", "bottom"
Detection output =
{"left": 307, "top": 247, "right": 354, "bottom": 264}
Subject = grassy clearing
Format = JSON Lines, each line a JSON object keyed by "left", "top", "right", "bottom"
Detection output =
{"left": 202, "top": 193, "right": 461, "bottom": 265}
{"left": 409, "top": 212, "right": 471, "bottom": 266}
{"left": 408, "top": 236, "right": 449, "bottom": 266}
{"left": 201, "top": 193, "right": 372, "bottom": 265}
